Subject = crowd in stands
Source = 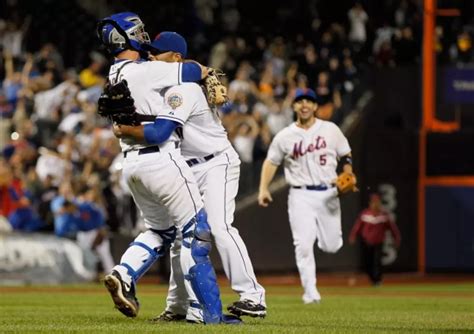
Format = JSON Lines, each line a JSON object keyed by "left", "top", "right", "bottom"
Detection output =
{"left": 0, "top": 0, "right": 473, "bottom": 240}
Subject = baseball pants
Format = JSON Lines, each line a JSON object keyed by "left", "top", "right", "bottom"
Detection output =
{"left": 166, "top": 147, "right": 266, "bottom": 314}
{"left": 288, "top": 186, "right": 343, "bottom": 302}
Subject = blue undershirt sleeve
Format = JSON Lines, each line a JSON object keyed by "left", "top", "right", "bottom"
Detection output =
{"left": 143, "top": 119, "right": 180, "bottom": 145}
{"left": 181, "top": 62, "right": 202, "bottom": 82}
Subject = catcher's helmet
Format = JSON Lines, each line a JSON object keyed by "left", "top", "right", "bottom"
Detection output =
{"left": 97, "top": 12, "right": 150, "bottom": 55}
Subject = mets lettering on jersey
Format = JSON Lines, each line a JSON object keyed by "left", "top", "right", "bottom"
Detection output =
{"left": 292, "top": 136, "right": 327, "bottom": 159}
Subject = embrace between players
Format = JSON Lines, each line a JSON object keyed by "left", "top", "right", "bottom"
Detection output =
{"left": 97, "top": 11, "right": 356, "bottom": 325}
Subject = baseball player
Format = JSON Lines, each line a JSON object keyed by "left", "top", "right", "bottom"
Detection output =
{"left": 258, "top": 88, "right": 356, "bottom": 303}
{"left": 106, "top": 32, "right": 266, "bottom": 320}
{"left": 97, "top": 12, "right": 240, "bottom": 324}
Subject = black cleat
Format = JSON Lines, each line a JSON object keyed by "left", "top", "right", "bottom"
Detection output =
{"left": 227, "top": 300, "right": 266, "bottom": 318}
{"left": 104, "top": 270, "right": 140, "bottom": 318}
{"left": 150, "top": 310, "right": 186, "bottom": 322}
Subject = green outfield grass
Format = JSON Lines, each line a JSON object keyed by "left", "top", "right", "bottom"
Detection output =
{"left": 0, "top": 283, "right": 473, "bottom": 333}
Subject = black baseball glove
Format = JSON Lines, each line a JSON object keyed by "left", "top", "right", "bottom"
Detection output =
{"left": 98, "top": 80, "right": 141, "bottom": 126}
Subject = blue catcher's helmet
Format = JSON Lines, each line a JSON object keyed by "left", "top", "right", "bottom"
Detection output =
{"left": 97, "top": 12, "right": 151, "bottom": 55}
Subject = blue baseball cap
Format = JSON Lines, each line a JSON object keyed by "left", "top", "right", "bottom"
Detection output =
{"left": 293, "top": 88, "right": 317, "bottom": 103}
{"left": 147, "top": 31, "right": 187, "bottom": 58}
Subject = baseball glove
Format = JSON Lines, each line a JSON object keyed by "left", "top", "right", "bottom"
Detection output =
{"left": 336, "top": 172, "right": 358, "bottom": 194}
{"left": 98, "top": 80, "right": 141, "bottom": 126}
{"left": 203, "top": 68, "right": 228, "bottom": 106}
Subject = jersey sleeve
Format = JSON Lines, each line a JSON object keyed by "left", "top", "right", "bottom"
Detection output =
{"left": 142, "top": 61, "right": 182, "bottom": 89}
{"left": 266, "top": 132, "right": 285, "bottom": 166}
{"left": 333, "top": 123, "right": 351, "bottom": 157}
{"left": 157, "top": 84, "right": 199, "bottom": 125}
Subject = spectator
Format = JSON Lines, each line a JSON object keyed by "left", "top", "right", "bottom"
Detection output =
{"left": 0, "top": 18, "right": 30, "bottom": 57}
{"left": 315, "top": 71, "right": 341, "bottom": 121}
{"left": 349, "top": 193, "right": 401, "bottom": 286}
{"left": 75, "top": 189, "right": 115, "bottom": 274}
{"left": 375, "top": 40, "right": 395, "bottom": 67}
{"left": 348, "top": 3, "right": 368, "bottom": 52}
{"left": 78, "top": 51, "right": 106, "bottom": 89}
{"left": 232, "top": 117, "right": 260, "bottom": 193}
{"left": 455, "top": 31, "right": 472, "bottom": 64}
{"left": 50, "top": 181, "right": 79, "bottom": 238}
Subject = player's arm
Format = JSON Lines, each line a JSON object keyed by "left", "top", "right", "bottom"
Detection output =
{"left": 145, "top": 61, "right": 207, "bottom": 88}
{"left": 258, "top": 159, "right": 279, "bottom": 207}
{"left": 339, "top": 153, "right": 354, "bottom": 174}
{"left": 259, "top": 133, "right": 285, "bottom": 207}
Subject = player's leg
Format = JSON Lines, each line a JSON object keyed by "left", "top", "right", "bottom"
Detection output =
{"left": 104, "top": 227, "right": 175, "bottom": 317}
{"left": 288, "top": 188, "right": 320, "bottom": 303}
{"left": 313, "top": 188, "right": 343, "bottom": 254}
{"left": 373, "top": 244, "right": 383, "bottom": 285}
{"left": 151, "top": 231, "right": 187, "bottom": 322}
{"left": 161, "top": 151, "right": 241, "bottom": 324}
{"left": 196, "top": 151, "right": 266, "bottom": 317}
{"left": 104, "top": 155, "right": 177, "bottom": 318}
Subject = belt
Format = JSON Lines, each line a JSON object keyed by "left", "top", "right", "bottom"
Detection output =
{"left": 292, "top": 185, "right": 332, "bottom": 191}
{"left": 123, "top": 142, "right": 179, "bottom": 158}
{"left": 124, "top": 146, "right": 160, "bottom": 158}
{"left": 186, "top": 154, "right": 216, "bottom": 167}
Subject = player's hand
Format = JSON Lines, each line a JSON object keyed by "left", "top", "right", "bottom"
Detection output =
{"left": 258, "top": 189, "right": 273, "bottom": 207}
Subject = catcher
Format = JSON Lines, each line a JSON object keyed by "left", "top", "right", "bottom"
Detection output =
{"left": 258, "top": 88, "right": 356, "bottom": 304}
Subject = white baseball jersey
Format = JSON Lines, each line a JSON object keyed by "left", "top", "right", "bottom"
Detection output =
{"left": 156, "top": 82, "right": 231, "bottom": 159}
{"left": 267, "top": 119, "right": 351, "bottom": 187}
{"left": 108, "top": 60, "right": 185, "bottom": 152}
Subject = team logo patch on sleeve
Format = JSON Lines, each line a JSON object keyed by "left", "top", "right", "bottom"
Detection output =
{"left": 167, "top": 93, "right": 183, "bottom": 109}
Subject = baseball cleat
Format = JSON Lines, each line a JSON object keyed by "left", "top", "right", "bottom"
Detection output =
{"left": 303, "top": 299, "right": 321, "bottom": 305}
{"left": 104, "top": 270, "right": 140, "bottom": 318}
{"left": 227, "top": 300, "right": 267, "bottom": 318}
{"left": 150, "top": 310, "right": 186, "bottom": 322}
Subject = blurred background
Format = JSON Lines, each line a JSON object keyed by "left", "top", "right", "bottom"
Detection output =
{"left": 0, "top": 0, "right": 473, "bottom": 285}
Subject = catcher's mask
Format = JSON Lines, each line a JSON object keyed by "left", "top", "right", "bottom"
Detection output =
{"left": 97, "top": 12, "right": 150, "bottom": 55}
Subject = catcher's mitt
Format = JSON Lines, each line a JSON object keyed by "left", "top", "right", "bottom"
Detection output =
{"left": 98, "top": 80, "right": 141, "bottom": 126}
{"left": 336, "top": 172, "right": 358, "bottom": 194}
{"left": 203, "top": 68, "right": 228, "bottom": 106}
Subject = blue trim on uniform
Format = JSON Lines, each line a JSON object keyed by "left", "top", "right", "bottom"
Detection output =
{"left": 190, "top": 302, "right": 202, "bottom": 309}
{"left": 182, "top": 231, "right": 194, "bottom": 239}
{"left": 126, "top": 242, "right": 161, "bottom": 281}
{"left": 182, "top": 220, "right": 195, "bottom": 235}
{"left": 156, "top": 114, "right": 185, "bottom": 125}
{"left": 121, "top": 263, "right": 138, "bottom": 284}
{"left": 149, "top": 226, "right": 177, "bottom": 244}
{"left": 182, "top": 240, "right": 191, "bottom": 249}
{"left": 181, "top": 62, "right": 201, "bottom": 83}
{"left": 178, "top": 63, "right": 182, "bottom": 85}
{"left": 144, "top": 119, "right": 180, "bottom": 145}
{"left": 129, "top": 241, "right": 159, "bottom": 257}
